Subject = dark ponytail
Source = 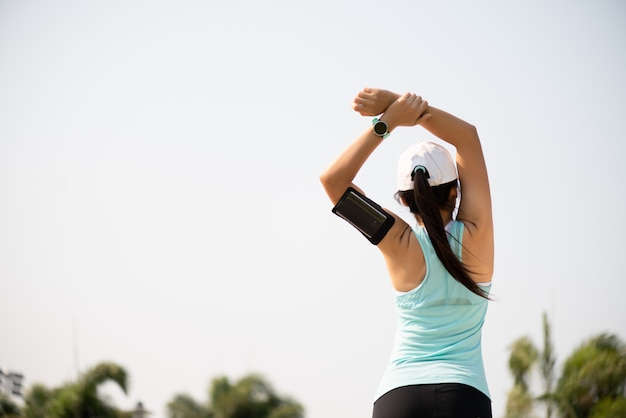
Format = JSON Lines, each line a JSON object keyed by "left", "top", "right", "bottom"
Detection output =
{"left": 397, "top": 169, "right": 489, "bottom": 299}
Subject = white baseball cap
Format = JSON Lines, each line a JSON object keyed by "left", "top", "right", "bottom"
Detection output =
{"left": 397, "top": 141, "right": 458, "bottom": 191}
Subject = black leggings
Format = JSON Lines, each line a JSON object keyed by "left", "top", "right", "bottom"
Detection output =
{"left": 372, "top": 383, "right": 492, "bottom": 418}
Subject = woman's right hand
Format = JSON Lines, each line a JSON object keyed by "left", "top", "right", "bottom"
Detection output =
{"left": 352, "top": 88, "right": 399, "bottom": 116}
{"left": 382, "top": 93, "right": 431, "bottom": 132}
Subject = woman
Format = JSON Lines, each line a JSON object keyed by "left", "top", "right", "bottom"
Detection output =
{"left": 320, "top": 88, "right": 494, "bottom": 417}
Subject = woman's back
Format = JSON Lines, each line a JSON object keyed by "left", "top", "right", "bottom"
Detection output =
{"left": 376, "top": 222, "right": 491, "bottom": 401}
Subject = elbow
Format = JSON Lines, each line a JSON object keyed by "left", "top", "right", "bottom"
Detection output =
{"left": 319, "top": 171, "right": 345, "bottom": 204}
{"left": 319, "top": 170, "right": 329, "bottom": 187}
{"left": 468, "top": 124, "right": 480, "bottom": 140}
{"left": 319, "top": 170, "right": 332, "bottom": 191}
{"left": 465, "top": 123, "right": 478, "bottom": 137}
{"left": 320, "top": 167, "right": 343, "bottom": 191}
{"left": 461, "top": 124, "right": 481, "bottom": 148}
{"left": 319, "top": 170, "right": 336, "bottom": 195}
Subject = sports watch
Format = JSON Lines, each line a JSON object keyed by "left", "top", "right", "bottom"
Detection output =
{"left": 372, "top": 118, "right": 390, "bottom": 139}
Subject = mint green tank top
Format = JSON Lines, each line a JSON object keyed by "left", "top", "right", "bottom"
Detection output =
{"left": 374, "top": 221, "right": 491, "bottom": 401}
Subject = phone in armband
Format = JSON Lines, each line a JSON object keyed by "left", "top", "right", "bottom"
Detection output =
{"left": 332, "top": 187, "right": 395, "bottom": 245}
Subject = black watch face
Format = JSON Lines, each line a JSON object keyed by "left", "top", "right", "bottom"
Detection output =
{"left": 374, "top": 121, "right": 387, "bottom": 135}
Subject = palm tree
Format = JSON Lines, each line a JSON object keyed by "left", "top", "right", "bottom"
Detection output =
{"left": 505, "top": 384, "right": 535, "bottom": 418}
{"left": 506, "top": 313, "right": 559, "bottom": 418}
{"left": 588, "top": 396, "right": 626, "bottom": 418}
{"left": 507, "top": 313, "right": 626, "bottom": 418}
{"left": 508, "top": 336, "right": 539, "bottom": 391}
{"left": 167, "top": 373, "right": 304, "bottom": 418}
{"left": 167, "top": 394, "right": 212, "bottom": 418}
{"left": 23, "top": 384, "right": 53, "bottom": 418}
{"left": 208, "top": 374, "right": 303, "bottom": 418}
{"left": 506, "top": 335, "right": 539, "bottom": 417}
{"left": 554, "top": 334, "right": 626, "bottom": 418}
{"left": 22, "top": 362, "right": 129, "bottom": 418}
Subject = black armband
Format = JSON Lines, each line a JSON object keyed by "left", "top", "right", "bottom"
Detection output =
{"left": 332, "top": 187, "right": 395, "bottom": 245}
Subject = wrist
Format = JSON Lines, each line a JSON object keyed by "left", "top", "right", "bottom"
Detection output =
{"left": 379, "top": 90, "right": 401, "bottom": 109}
{"left": 372, "top": 118, "right": 391, "bottom": 139}
{"left": 378, "top": 112, "right": 399, "bottom": 133}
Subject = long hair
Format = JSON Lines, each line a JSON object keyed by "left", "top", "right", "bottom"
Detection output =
{"left": 396, "top": 170, "right": 489, "bottom": 299}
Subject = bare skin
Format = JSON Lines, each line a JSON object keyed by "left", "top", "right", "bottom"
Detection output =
{"left": 320, "top": 88, "right": 493, "bottom": 292}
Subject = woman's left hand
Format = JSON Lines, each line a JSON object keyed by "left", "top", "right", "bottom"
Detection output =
{"left": 382, "top": 93, "right": 431, "bottom": 131}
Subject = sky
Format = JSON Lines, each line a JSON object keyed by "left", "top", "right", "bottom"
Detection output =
{"left": 1, "top": 1, "right": 625, "bottom": 417}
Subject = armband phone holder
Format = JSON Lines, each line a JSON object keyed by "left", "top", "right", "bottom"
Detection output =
{"left": 332, "top": 187, "right": 395, "bottom": 245}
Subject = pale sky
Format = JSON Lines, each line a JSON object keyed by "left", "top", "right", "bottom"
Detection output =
{"left": 1, "top": 1, "right": 625, "bottom": 417}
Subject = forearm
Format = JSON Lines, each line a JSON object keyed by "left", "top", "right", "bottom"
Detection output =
{"left": 353, "top": 89, "right": 401, "bottom": 116}
{"left": 321, "top": 91, "right": 430, "bottom": 204}
{"left": 319, "top": 128, "right": 383, "bottom": 204}
{"left": 419, "top": 106, "right": 486, "bottom": 188}
{"left": 419, "top": 106, "right": 479, "bottom": 149}
{"left": 356, "top": 90, "right": 479, "bottom": 147}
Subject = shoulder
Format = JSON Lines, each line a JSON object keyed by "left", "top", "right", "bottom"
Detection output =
{"left": 377, "top": 212, "right": 428, "bottom": 292}
{"left": 376, "top": 211, "right": 414, "bottom": 253}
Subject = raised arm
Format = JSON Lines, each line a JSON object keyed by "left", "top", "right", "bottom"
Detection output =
{"left": 420, "top": 107, "right": 493, "bottom": 280}
{"left": 420, "top": 108, "right": 492, "bottom": 230}
{"left": 320, "top": 93, "right": 430, "bottom": 204}
{"left": 354, "top": 88, "right": 494, "bottom": 280}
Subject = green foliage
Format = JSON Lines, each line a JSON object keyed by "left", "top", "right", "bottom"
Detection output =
{"left": 167, "top": 394, "right": 213, "bottom": 418}
{"left": 22, "top": 384, "right": 52, "bottom": 418}
{"left": 79, "top": 362, "right": 128, "bottom": 396}
{"left": 267, "top": 402, "right": 304, "bottom": 418}
{"left": 167, "top": 373, "right": 304, "bottom": 418}
{"left": 21, "top": 362, "right": 129, "bottom": 418}
{"left": 505, "top": 384, "right": 536, "bottom": 418}
{"left": 588, "top": 397, "right": 626, "bottom": 418}
{"left": 555, "top": 334, "right": 626, "bottom": 418}
{"left": 508, "top": 336, "right": 539, "bottom": 391}
{"left": 47, "top": 385, "right": 81, "bottom": 418}
{"left": 507, "top": 317, "right": 626, "bottom": 418}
